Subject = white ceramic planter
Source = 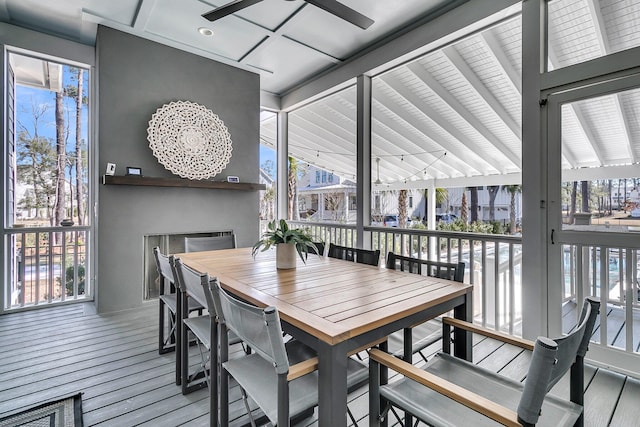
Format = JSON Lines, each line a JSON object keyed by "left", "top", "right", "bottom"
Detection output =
{"left": 276, "top": 243, "right": 297, "bottom": 269}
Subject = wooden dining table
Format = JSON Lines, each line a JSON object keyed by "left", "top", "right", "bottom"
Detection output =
{"left": 178, "top": 247, "right": 473, "bottom": 427}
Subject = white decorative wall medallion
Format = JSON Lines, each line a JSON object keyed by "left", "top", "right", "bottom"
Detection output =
{"left": 147, "top": 101, "right": 233, "bottom": 180}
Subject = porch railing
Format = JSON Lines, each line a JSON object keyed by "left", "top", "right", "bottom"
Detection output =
{"left": 4, "top": 226, "right": 90, "bottom": 310}
{"left": 289, "top": 220, "right": 524, "bottom": 335}
{"left": 562, "top": 243, "right": 639, "bottom": 354}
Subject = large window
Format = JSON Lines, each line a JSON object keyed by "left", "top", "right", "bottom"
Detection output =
{"left": 288, "top": 86, "right": 357, "bottom": 223}
{"left": 259, "top": 110, "right": 277, "bottom": 225}
{"left": 4, "top": 50, "right": 91, "bottom": 309}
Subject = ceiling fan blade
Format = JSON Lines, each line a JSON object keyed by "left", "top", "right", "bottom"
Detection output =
{"left": 202, "top": 0, "right": 264, "bottom": 22}
{"left": 305, "top": 0, "right": 374, "bottom": 29}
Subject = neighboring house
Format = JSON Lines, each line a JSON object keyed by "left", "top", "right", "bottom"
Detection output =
{"left": 297, "top": 168, "right": 523, "bottom": 226}
{"left": 445, "top": 187, "right": 521, "bottom": 224}
{"left": 259, "top": 169, "right": 275, "bottom": 221}
{"left": 297, "top": 166, "right": 356, "bottom": 222}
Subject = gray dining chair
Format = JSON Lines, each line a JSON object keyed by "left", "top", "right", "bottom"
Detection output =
{"left": 328, "top": 243, "right": 380, "bottom": 266}
{"left": 208, "top": 279, "right": 368, "bottom": 426}
{"left": 311, "top": 241, "right": 325, "bottom": 256}
{"left": 385, "top": 252, "right": 465, "bottom": 363}
{"left": 152, "top": 247, "right": 203, "bottom": 385}
{"left": 172, "top": 257, "right": 244, "bottom": 396}
{"left": 369, "top": 297, "right": 600, "bottom": 427}
{"left": 184, "top": 234, "right": 236, "bottom": 252}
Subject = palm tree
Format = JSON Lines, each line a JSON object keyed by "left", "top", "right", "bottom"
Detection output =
{"left": 503, "top": 185, "right": 522, "bottom": 234}
{"left": 460, "top": 191, "right": 468, "bottom": 227}
{"left": 288, "top": 156, "right": 299, "bottom": 220}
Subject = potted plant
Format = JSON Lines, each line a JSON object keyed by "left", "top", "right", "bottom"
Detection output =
{"left": 252, "top": 219, "right": 319, "bottom": 269}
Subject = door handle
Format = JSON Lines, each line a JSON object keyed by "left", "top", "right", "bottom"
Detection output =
{"left": 551, "top": 229, "right": 555, "bottom": 245}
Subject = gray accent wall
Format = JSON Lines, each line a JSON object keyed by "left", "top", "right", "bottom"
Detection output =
{"left": 97, "top": 26, "right": 260, "bottom": 313}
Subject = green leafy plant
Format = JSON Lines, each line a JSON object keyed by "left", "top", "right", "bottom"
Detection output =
{"left": 252, "top": 219, "right": 319, "bottom": 263}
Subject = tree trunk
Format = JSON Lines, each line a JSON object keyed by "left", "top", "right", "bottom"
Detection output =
{"left": 470, "top": 187, "right": 478, "bottom": 223}
{"left": 460, "top": 192, "right": 468, "bottom": 227}
{"left": 487, "top": 186, "right": 499, "bottom": 221}
{"left": 570, "top": 181, "right": 577, "bottom": 224}
{"left": 54, "top": 91, "right": 66, "bottom": 228}
{"left": 288, "top": 157, "right": 297, "bottom": 220}
{"left": 581, "top": 181, "right": 589, "bottom": 212}
{"left": 398, "top": 189, "right": 407, "bottom": 228}
{"left": 75, "top": 69, "right": 84, "bottom": 225}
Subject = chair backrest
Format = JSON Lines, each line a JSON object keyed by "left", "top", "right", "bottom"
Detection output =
{"left": 172, "top": 257, "right": 211, "bottom": 316}
{"left": 184, "top": 234, "right": 236, "bottom": 252}
{"left": 153, "top": 247, "right": 175, "bottom": 294}
{"left": 312, "top": 242, "right": 325, "bottom": 256}
{"left": 386, "top": 252, "right": 465, "bottom": 282}
{"left": 328, "top": 243, "right": 380, "bottom": 266}
{"left": 517, "top": 297, "right": 600, "bottom": 425}
{"left": 546, "top": 296, "right": 599, "bottom": 389}
{"left": 208, "top": 280, "right": 289, "bottom": 375}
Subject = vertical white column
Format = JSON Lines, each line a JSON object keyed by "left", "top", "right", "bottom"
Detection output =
{"left": 276, "top": 112, "right": 289, "bottom": 220}
{"left": 356, "top": 75, "right": 372, "bottom": 249}
{"left": 522, "top": 0, "right": 548, "bottom": 339}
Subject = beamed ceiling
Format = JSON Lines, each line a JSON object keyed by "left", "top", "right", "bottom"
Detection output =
{"left": 2, "top": 0, "right": 640, "bottom": 190}
{"left": 260, "top": 0, "right": 640, "bottom": 190}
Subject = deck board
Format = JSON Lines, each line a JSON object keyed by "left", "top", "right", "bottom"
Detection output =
{"left": 583, "top": 369, "right": 626, "bottom": 427}
{"left": 1, "top": 301, "right": 639, "bottom": 426}
{"left": 609, "top": 376, "right": 640, "bottom": 426}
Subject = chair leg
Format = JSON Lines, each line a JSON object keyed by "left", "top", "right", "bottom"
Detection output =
{"left": 159, "top": 300, "right": 175, "bottom": 354}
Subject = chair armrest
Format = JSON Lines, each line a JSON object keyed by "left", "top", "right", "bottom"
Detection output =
{"left": 369, "top": 348, "right": 522, "bottom": 427}
{"left": 443, "top": 317, "right": 535, "bottom": 351}
{"left": 287, "top": 356, "right": 319, "bottom": 381}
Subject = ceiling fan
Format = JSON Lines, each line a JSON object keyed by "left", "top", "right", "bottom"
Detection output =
{"left": 202, "top": 0, "right": 374, "bottom": 29}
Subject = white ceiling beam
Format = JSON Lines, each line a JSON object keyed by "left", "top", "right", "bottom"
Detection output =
{"left": 584, "top": 0, "right": 635, "bottom": 163}
{"left": 563, "top": 164, "right": 640, "bottom": 182}
{"left": 370, "top": 108, "right": 458, "bottom": 179}
{"left": 294, "top": 108, "right": 355, "bottom": 143}
{"left": 379, "top": 74, "right": 503, "bottom": 173}
{"left": 282, "top": 0, "right": 521, "bottom": 109}
{"left": 569, "top": 104, "right": 606, "bottom": 165}
{"left": 318, "top": 90, "right": 455, "bottom": 180}
{"left": 547, "top": 47, "right": 605, "bottom": 167}
{"left": 405, "top": 61, "right": 521, "bottom": 168}
{"left": 479, "top": 29, "right": 521, "bottom": 95}
{"left": 287, "top": 130, "right": 356, "bottom": 178}
{"left": 375, "top": 172, "right": 522, "bottom": 191}
{"left": 288, "top": 115, "right": 356, "bottom": 169}
{"left": 372, "top": 89, "right": 479, "bottom": 176}
{"left": 442, "top": 45, "right": 522, "bottom": 141}
{"left": 238, "top": 3, "right": 339, "bottom": 66}
{"left": 132, "top": 0, "right": 157, "bottom": 30}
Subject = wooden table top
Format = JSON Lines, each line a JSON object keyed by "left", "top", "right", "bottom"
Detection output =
{"left": 178, "top": 247, "right": 472, "bottom": 345}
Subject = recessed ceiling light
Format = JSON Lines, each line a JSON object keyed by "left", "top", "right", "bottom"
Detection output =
{"left": 198, "top": 27, "right": 214, "bottom": 36}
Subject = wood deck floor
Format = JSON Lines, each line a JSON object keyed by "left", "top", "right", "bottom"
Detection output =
{"left": 1, "top": 302, "right": 639, "bottom": 426}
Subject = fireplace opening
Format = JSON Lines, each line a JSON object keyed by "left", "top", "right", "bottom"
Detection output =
{"left": 143, "top": 230, "right": 233, "bottom": 299}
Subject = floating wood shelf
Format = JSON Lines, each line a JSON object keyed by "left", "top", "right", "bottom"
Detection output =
{"left": 102, "top": 175, "right": 265, "bottom": 191}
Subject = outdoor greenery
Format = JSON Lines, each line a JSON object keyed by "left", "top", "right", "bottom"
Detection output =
{"left": 15, "top": 61, "right": 89, "bottom": 228}
{"left": 252, "top": 219, "right": 319, "bottom": 263}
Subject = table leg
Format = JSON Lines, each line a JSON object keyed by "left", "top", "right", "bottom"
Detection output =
{"left": 454, "top": 291, "right": 473, "bottom": 361}
{"left": 379, "top": 340, "right": 388, "bottom": 427}
{"left": 403, "top": 328, "right": 413, "bottom": 427}
{"left": 317, "top": 342, "right": 348, "bottom": 427}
